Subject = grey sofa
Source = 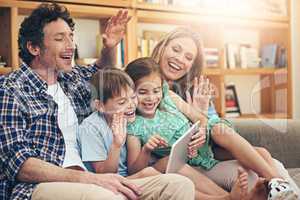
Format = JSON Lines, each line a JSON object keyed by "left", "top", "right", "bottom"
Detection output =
{"left": 230, "top": 119, "right": 300, "bottom": 187}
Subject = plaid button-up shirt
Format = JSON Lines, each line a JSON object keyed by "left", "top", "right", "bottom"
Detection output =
{"left": 0, "top": 63, "right": 99, "bottom": 200}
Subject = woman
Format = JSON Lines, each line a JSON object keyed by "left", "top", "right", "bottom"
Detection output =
{"left": 151, "top": 27, "right": 299, "bottom": 199}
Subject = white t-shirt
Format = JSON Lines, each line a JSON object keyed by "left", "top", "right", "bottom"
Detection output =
{"left": 47, "top": 82, "right": 86, "bottom": 170}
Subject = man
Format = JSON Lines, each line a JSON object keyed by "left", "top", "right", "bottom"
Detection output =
{"left": 0, "top": 3, "right": 195, "bottom": 200}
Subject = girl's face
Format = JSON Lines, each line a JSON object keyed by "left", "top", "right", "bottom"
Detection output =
{"left": 159, "top": 37, "right": 197, "bottom": 82}
{"left": 136, "top": 72, "right": 163, "bottom": 118}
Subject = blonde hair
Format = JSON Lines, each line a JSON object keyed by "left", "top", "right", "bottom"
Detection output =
{"left": 151, "top": 27, "right": 205, "bottom": 97}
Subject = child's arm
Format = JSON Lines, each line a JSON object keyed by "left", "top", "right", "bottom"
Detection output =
{"left": 91, "top": 113, "right": 127, "bottom": 174}
{"left": 91, "top": 145, "right": 122, "bottom": 174}
{"left": 127, "top": 135, "right": 167, "bottom": 175}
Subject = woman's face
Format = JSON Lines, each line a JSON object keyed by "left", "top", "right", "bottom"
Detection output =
{"left": 159, "top": 37, "right": 197, "bottom": 81}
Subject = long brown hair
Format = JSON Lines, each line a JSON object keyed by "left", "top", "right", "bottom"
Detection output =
{"left": 151, "top": 27, "right": 205, "bottom": 98}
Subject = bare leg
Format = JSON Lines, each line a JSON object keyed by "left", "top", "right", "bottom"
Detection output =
{"left": 247, "top": 178, "right": 268, "bottom": 200}
{"left": 153, "top": 156, "right": 248, "bottom": 200}
{"left": 211, "top": 123, "right": 279, "bottom": 180}
{"left": 230, "top": 167, "right": 249, "bottom": 200}
{"left": 153, "top": 156, "right": 227, "bottom": 196}
{"left": 254, "top": 147, "right": 279, "bottom": 174}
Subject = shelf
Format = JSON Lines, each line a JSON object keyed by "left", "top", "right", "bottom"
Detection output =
{"left": 136, "top": 10, "right": 289, "bottom": 29}
{"left": 76, "top": 58, "right": 97, "bottom": 66}
{"left": 136, "top": 3, "right": 289, "bottom": 24}
{"left": 1, "top": 0, "right": 133, "bottom": 18}
{"left": 51, "top": 0, "right": 131, "bottom": 8}
{"left": 236, "top": 113, "right": 288, "bottom": 119}
{"left": 203, "top": 68, "right": 221, "bottom": 75}
{"left": 202, "top": 68, "right": 286, "bottom": 76}
{"left": 223, "top": 68, "right": 281, "bottom": 75}
{"left": 0, "top": 67, "right": 13, "bottom": 75}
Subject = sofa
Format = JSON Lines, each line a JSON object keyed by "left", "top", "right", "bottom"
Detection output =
{"left": 230, "top": 119, "right": 300, "bottom": 188}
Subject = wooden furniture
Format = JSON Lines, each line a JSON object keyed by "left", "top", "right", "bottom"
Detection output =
{"left": 0, "top": 0, "right": 292, "bottom": 118}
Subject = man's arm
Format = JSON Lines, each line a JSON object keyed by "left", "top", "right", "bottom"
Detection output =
{"left": 17, "top": 157, "right": 86, "bottom": 183}
{"left": 72, "top": 10, "right": 131, "bottom": 81}
{"left": 17, "top": 157, "right": 141, "bottom": 199}
{"left": 94, "top": 10, "right": 131, "bottom": 69}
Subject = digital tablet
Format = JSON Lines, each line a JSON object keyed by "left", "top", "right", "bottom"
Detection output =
{"left": 166, "top": 121, "right": 200, "bottom": 173}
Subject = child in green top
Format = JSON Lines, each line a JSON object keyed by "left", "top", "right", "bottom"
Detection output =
{"left": 125, "top": 57, "right": 298, "bottom": 200}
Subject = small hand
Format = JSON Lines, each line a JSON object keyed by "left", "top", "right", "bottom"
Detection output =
{"left": 186, "top": 76, "right": 214, "bottom": 114}
{"left": 187, "top": 127, "right": 206, "bottom": 159}
{"left": 102, "top": 10, "right": 131, "bottom": 49}
{"left": 111, "top": 113, "right": 127, "bottom": 147}
{"left": 143, "top": 134, "right": 168, "bottom": 153}
{"left": 91, "top": 173, "right": 142, "bottom": 200}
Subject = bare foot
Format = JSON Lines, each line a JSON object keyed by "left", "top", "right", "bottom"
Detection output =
{"left": 248, "top": 177, "right": 268, "bottom": 200}
{"left": 229, "top": 167, "right": 249, "bottom": 200}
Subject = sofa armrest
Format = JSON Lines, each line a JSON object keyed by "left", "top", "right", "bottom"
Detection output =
{"left": 229, "top": 119, "right": 300, "bottom": 168}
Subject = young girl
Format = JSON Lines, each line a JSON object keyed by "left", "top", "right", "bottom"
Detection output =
{"left": 125, "top": 57, "right": 298, "bottom": 200}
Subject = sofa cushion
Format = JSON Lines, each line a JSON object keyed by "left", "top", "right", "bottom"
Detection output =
{"left": 288, "top": 168, "right": 300, "bottom": 188}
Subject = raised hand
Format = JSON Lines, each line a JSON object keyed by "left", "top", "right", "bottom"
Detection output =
{"left": 111, "top": 113, "right": 127, "bottom": 147}
{"left": 186, "top": 76, "right": 214, "bottom": 114}
{"left": 143, "top": 134, "right": 168, "bottom": 153}
{"left": 187, "top": 127, "right": 206, "bottom": 159}
{"left": 102, "top": 10, "right": 131, "bottom": 49}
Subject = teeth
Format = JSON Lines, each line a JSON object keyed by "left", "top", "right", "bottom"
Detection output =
{"left": 169, "top": 62, "right": 181, "bottom": 70}
{"left": 61, "top": 56, "right": 71, "bottom": 59}
{"left": 125, "top": 111, "right": 134, "bottom": 116}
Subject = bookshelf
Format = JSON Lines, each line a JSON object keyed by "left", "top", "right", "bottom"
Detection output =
{"left": 0, "top": 0, "right": 292, "bottom": 119}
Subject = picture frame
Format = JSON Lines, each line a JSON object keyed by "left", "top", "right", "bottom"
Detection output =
{"left": 225, "top": 84, "right": 241, "bottom": 117}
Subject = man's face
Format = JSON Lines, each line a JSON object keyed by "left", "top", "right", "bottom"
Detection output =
{"left": 38, "top": 18, "right": 75, "bottom": 72}
{"left": 101, "top": 86, "right": 137, "bottom": 123}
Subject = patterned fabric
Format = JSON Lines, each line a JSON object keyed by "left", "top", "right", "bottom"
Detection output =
{"left": 127, "top": 82, "right": 219, "bottom": 169}
{"left": 0, "top": 63, "right": 98, "bottom": 200}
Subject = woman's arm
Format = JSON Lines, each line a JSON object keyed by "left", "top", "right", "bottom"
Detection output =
{"left": 169, "top": 90, "right": 208, "bottom": 125}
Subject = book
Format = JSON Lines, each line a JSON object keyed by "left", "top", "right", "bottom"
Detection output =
{"left": 277, "top": 47, "right": 287, "bottom": 68}
{"left": 0, "top": 62, "right": 7, "bottom": 68}
{"left": 226, "top": 43, "right": 239, "bottom": 69}
{"left": 204, "top": 48, "right": 219, "bottom": 68}
{"left": 261, "top": 44, "right": 278, "bottom": 67}
{"left": 240, "top": 45, "right": 260, "bottom": 68}
{"left": 225, "top": 84, "right": 241, "bottom": 118}
{"left": 138, "top": 30, "right": 167, "bottom": 57}
{"left": 0, "top": 56, "right": 7, "bottom": 68}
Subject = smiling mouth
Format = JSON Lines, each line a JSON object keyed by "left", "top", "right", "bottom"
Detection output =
{"left": 168, "top": 62, "right": 182, "bottom": 71}
{"left": 124, "top": 110, "right": 135, "bottom": 118}
{"left": 142, "top": 102, "right": 157, "bottom": 110}
{"left": 60, "top": 53, "right": 73, "bottom": 62}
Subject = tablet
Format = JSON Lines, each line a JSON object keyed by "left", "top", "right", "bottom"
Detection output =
{"left": 166, "top": 121, "right": 200, "bottom": 173}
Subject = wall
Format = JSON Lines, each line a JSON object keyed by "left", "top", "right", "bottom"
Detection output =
{"left": 292, "top": 0, "right": 300, "bottom": 118}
